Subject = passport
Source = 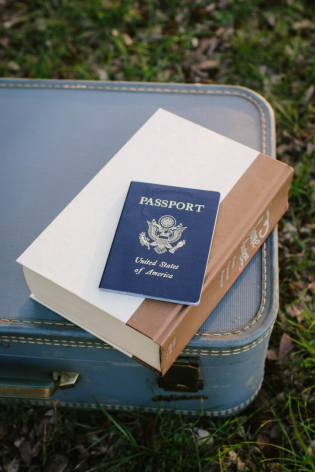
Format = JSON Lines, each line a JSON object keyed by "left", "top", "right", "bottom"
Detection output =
{"left": 99, "top": 182, "right": 220, "bottom": 305}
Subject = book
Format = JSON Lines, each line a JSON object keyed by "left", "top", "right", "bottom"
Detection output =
{"left": 16, "top": 109, "right": 293, "bottom": 375}
{"left": 99, "top": 181, "right": 220, "bottom": 305}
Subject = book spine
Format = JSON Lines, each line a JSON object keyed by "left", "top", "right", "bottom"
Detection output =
{"left": 159, "top": 170, "right": 293, "bottom": 375}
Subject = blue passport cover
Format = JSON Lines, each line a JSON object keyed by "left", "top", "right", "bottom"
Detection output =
{"left": 99, "top": 182, "right": 220, "bottom": 305}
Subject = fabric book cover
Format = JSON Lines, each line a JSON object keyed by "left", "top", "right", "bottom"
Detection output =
{"left": 16, "top": 109, "right": 294, "bottom": 375}
{"left": 99, "top": 182, "right": 220, "bottom": 305}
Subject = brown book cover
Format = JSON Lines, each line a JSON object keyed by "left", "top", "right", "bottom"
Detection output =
{"left": 17, "top": 110, "right": 293, "bottom": 375}
{"left": 127, "top": 152, "right": 293, "bottom": 374}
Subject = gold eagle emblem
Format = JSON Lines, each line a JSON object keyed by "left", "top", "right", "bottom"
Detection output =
{"left": 139, "top": 215, "right": 186, "bottom": 254}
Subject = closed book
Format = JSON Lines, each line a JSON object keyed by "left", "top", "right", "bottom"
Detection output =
{"left": 99, "top": 182, "right": 220, "bottom": 305}
{"left": 17, "top": 109, "right": 293, "bottom": 375}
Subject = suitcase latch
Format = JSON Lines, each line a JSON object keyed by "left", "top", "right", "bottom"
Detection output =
{"left": 0, "top": 371, "right": 79, "bottom": 399}
{"left": 158, "top": 357, "right": 204, "bottom": 392}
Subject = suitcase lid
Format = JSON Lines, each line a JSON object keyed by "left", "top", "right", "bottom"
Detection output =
{"left": 0, "top": 79, "right": 277, "bottom": 351}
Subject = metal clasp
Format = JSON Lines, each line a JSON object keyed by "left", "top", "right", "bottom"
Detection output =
{"left": 158, "top": 357, "right": 204, "bottom": 392}
{"left": 0, "top": 371, "right": 79, "bottom": 399}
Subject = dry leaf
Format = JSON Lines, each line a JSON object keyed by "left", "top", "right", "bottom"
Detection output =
{"left": 270, "top": 424, "right": 281, "bottom": 439}
{"left": 228, "top": 450, "right": 248, "bottom": 470}
{"left": 6, "top": 457, "right": 19, "bottom": 472}
{"left": 267, "top": 348, "right": 278, "bottom": 360}
{"left": 285, "top": 222, "right": 297, "bottom": 233}
{"left": 204, "top": 461, "right": 220, "bottom": 472}
{"left": 87, "top": 434, "right": 100, "bottom": 444}
{"left": 0, "top": 427, "right": 8, "bottom": 439}
{"left": 198, "top": 60, "right": 220, "bottom": 70}
{"left": 205, "top": 4, "right": 216, "bottom": 12}
{"left": 36, "top": 18, "right": 47, "bottom": 31}
{"left": 193, "top": 68, "right": 208, "bottom": 79}
{"left": 31, "top": 441, "right": 41, "bottom": 458}
{"left": 293, "top": 20, "right": 312, "bottom": 30}
{"left": 270, "top": 74, "right": 283, "bottom": 84}
{"left": 259, "top": 65, "right": 267, "bottom": 75}
{"left": 286, "top": 303, "right": 303, "bottom": 320}
{"left": 191, "top": 37, "right": 199, "bottom": 48}
{"left": 14, "top": 438, "right": 24, "bottom": 449}
{"left": 308, "top": 439, "right": 315, "bottom": 457}
{"left": 236, "top": 425, "right": 245, "bottom": 438}
{"left": 270, "top": 464, "right": 281, "bottom": 471}
{"left": 264, "top": 13, "right": 276, "bottom": 26}
{"left": 3, "top": 16, "right": 24, "bottom": 28}
{"left": 307, "top": 282, "right": 315, "bottom": 294}
{"left": 7, "top": 61, "right": 20, "bottom": 71}
{"left": 254, "top": 387, "right": 269, "bottom": 409}
{"left": 77, "top": 444, "right": 90, "bottom": 460}
{"left": 98, "top": 68, "right": 108, "bottom": 81}
{"left": 123, "top": 33, "right": 133, "bottom": 45}
{"left": 279, "top": 333, "right": 293, "bottom": 363}
{"left": 19, "top": 441, "right": 32, "bottom": 466}
{"left": 306, "top": 143, "right": 315, "bottom": 154}
{"left": 193, "top": 428, "right": 214, "bottom": 447}
{"left": 44, "top": 454, "right": 72, "bottom": 472}
{"left": 257, "top": 434, "right": 269, "bottom": 448}
{"left": 0, "top": 36, "right": 9, "bottom": 46}
{"left": 301, "top": 86, "right": 314, "bottom": 105}
{"left": 251, "top": 445, "right": 261, "bottom": 455}
{"left": 285, "top": 44, "right": 294, "bottom": 56}
{"left": 65, "top": 419, "right": 75, "bottom": 434}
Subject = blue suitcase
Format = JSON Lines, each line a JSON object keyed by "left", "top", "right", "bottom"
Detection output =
{"left": 0, "top": 79, "right": 278, "bottom": 416}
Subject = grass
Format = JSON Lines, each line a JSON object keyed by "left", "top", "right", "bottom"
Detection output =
{"left": 0, "top": 0, "right": 315, "bottom": 470}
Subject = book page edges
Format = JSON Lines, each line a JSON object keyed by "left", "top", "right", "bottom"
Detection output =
{"left": 29, "top": 294, "right": 132, "bottom": 357}
{"left": 127, "top": 153, "right": 294, "bottom": 375}
{"left": 23, "top": 267, "right": 161, "bottom": 371}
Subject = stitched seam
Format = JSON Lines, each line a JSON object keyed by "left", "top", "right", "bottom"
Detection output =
{"left": 0, "top": 82, "right": 267, "bottom": 155}
{"left": 0, "top": 319, "right": 74, "bottom": 326}
{"left": 0, "top": 380, "right": 262, "bottom": 416}
{"left": 0, "top": 336, "right": 109, "bottom": 349}
{"left": 0, "top": 322, "right": 273, "bottom": 355}
{"left": 0, "top": 81, "right": 268, "bottom": 339}
{"left": 0, "top": 242, "right": 267, "bottom": 337}
{"left": 195, "top": 242, "right": 267, "bottom": 337}
{"left": 183, "top": 323, "right": 273, "bottom": 356}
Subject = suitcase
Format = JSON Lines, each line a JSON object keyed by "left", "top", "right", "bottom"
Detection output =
{"left": 0, "top": 79, "right": 278, "bottom": 416}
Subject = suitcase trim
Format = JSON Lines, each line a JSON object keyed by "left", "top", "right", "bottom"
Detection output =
{"left": 195, "top": 243, "right": 267, "bottom": 336}
{"left": 0, "top": 379, "right": 262, "bottom": 417}
{"left": 0, "top": 78, "right": 270, "bottom": 160}
{"left": 0, "top": 321, "right": 274, "bottom": 356}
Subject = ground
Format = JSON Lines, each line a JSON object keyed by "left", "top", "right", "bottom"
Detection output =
{"left": 0, "top": 0, "right": 315, "bottom": 470}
